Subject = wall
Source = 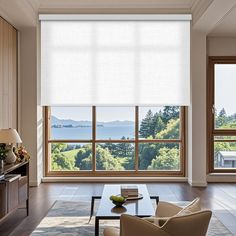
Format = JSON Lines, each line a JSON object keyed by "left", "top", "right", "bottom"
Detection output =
{"left": 188, "top": 30, "right": 207, "bottom": 186}
{"left": 208, "top": 37, "right": 236, "bottom": 56}
{"left": 207, "top": 36, "right": 236, "bottom": 182}
{"left": 20, "top": 27, "right": 41, "bottom": 186}
{"left": 0, "top": 17, "right": 17, "bottom": 129}
{"left": 17, "top": 22, "right": 219, "bottom": 187}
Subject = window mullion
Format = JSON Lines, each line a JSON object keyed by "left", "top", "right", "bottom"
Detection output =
{"left": 92, "top": 106, "right": 96, "bottom": 172}
{"left": 135, "top": 106, "right": 139, "bottom": 172}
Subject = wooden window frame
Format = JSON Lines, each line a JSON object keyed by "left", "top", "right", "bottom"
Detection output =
{"left": 45, "top": 106, "right": 186, "bottom": 177}
{"left": 207, "top": 57, "right": 236, "bottom": 173}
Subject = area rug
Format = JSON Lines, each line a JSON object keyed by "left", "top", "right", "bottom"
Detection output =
{"left": 31, "top": 201, "right": 233, "bottom": 236}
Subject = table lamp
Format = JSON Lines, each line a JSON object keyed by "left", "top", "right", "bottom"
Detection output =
{"left": 0, "top": 128, "right": 22, "bottom": 164}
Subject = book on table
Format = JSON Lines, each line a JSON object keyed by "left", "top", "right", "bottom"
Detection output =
{"left": 121, "top": 185, "right": 139, "bottom": 197}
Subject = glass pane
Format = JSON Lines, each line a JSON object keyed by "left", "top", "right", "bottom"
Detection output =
{"left": 50, "top": 143, "right": 92, "bottom": 171}
{"left": 214, "top": 138, "right": 236, "bottom": 169}
{"left": 96, "top": 107, "right": 135, "bottom": 140}
{"left": 50, "top": 107, "right": 92, "bottom": 140}
{"left": 215, "top": 64, "right": 236, "bottom": 129}
{"left": 96, "top": 143, "right": 135, "bottom": 170}
{"left": 139, "top": 106, "right": 180, "bottom": 139}
{"left": 139, "top": 143, "right": 180, "bottom": 171}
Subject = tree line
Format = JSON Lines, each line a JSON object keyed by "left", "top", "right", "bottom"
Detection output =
{"left": 51, "top": 106, "right": 181, "bottom": 171}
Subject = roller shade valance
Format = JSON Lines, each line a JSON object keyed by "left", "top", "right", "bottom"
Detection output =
{"left": 40, "top": 14, "right": 191, "bottom": 106}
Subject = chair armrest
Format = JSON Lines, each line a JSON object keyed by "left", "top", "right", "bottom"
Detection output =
{"left": 156, "top": 201, "right": 182, "bottom": 217}
{"left": 120, "top": 214, "right": 171, "bottom": 236}
{"left": 143, "top": 216, "right": 170, "bottom": 226}
{"left": 103, "top": 227, "right": 119, "bottom": 236}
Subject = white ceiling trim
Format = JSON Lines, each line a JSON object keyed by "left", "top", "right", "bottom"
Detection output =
{"left": 191, "top": 0, "right": 213, "bottom": 24}
{"left": 37, "top": 0, "right": 197, "bottom": 9}
{"left": 39, "top": 14, "right": 192, "bottom": 21}
{"left": 208, "top": 4, "right": 236, "bottom": 36}
{"left": 0, "top": 0, "right": 37, "bottom": 29}
{"left": 193, "top": 0, "right": 236, "bottom": 35}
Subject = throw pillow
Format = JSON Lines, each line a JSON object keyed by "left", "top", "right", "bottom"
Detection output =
{"left": 176, "top": 198, "right": 201, "bottom": 216}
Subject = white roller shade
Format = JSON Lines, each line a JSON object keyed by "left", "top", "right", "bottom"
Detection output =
{"left": 40, "top": 15, "right": 191, "bottom": 106}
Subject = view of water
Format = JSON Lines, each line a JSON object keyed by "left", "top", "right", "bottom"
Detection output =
{"left": 51, "top": 125, "right": 135, "bottom": 140}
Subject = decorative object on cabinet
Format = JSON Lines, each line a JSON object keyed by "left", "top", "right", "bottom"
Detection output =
{"left": 0, "top": 129, "right": 22, "bottom": 164}
{"left": 14, "top": 146, "right": 30, "bottom": 162}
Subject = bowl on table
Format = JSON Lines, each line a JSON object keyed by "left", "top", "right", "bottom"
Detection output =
{"left": 110, "top": 195, "right": 126, "bottom": 207}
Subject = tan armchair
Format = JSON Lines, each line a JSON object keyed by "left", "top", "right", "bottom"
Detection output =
{"left": 103, "top": 210, "right": 212, "bottom": 236}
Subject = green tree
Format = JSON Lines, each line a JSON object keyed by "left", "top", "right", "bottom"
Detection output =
{"left": 139, "top": 110, "right": 155, "bottom": 138}
{"left": 214, "top": 142, "right": 231, "bottom": 153}
{"left": 148, "top": 147, "right": 179, "bottom": 170}
{"left": 102, "top": 139, "right": 134, "bottom": 170}
{"left": 155, "top": 119, "right": 180, "bottom": 140}
{"left": 75, "top": 144, "right": 125, "bottom": 171}
{"left": 153, "top": 113, "right": 165, "bottom": 135}
{"left": 51, "top": 143, "right": 76, "bottom": 170}
{"left": 115, "top": 137, "right": 133, "bottom": 157}
{"left": 75, "top": 144, "right": 92, "bottom": 170}
{"left": 96, "top": 145, "right": 124, "bottom": 170}
{"left": 51, "top": 152, "right": 75, "bottom": 170}
{"left": 162, "top": 106, "right": 179, "bottom": 124}
{"left": 51, "top": 143, "right": 67, "bottom": 154}
{"left": 139, "top": 143, "right": 158, "bottom": 170}
{"left": 216, "top": 108, "right": 227, "bottom": 128}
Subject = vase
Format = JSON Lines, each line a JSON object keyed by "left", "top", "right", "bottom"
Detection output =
{"left": 5, "top": 145, "right": 17, "bottom": 164}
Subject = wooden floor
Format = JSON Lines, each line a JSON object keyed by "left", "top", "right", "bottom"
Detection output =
{"left": 1, "top": 183, "right": 236, "bottom": 236}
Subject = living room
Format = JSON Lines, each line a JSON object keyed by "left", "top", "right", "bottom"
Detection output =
{"left": 0, "top": 0, "right": 236, "bottom": 235}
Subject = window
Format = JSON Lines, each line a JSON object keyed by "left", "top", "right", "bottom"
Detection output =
{"left": 208, "top": 57, "right": 236, "bottom": 172}
{"left": 45, "top": 106, "right": 185, "bottom": 176}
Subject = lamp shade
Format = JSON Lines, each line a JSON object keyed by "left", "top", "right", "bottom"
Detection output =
{"left": 0, "top": 129, "right": 22, "bottom": 143}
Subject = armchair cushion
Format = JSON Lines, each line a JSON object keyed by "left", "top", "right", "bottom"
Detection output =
{"left": 176, "top": 197, "right": 201, "bottom": 216}
{"left": 104, "top": 227, "right": 119, "bottom": 236}
{"left": 103, "top": 210, "right": 212, "bottom": 236}
{"left": 148, "top": 198, "right": 201, "bottom": 226}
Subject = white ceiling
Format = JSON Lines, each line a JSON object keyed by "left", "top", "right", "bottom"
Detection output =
{"left": 0, "top": 0, "right": 202, "bottom": 29}
{"left": 1, "top": 0, "right": 236, "bottom": 36}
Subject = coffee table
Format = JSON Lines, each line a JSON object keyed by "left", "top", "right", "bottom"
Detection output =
{"left": 94, "top": 184, "right": 158, "bottom": 236}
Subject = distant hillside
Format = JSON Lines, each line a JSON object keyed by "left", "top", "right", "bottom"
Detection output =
{"left": 51, "top": 116, "right": 134, "bottom": 127}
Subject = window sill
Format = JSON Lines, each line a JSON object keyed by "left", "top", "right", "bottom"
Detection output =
{"left": 42, "top": 176, "right": 188, "bottom": 183}
{"left": 207, "top": 173, "right": 236, "bottom": 182}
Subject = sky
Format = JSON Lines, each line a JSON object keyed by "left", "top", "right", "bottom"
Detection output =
{"left": 215, "top": 64, "right": 236, "bottom": 116}
{"left": 51, "top": 106, "right": 164, "bottom": 122}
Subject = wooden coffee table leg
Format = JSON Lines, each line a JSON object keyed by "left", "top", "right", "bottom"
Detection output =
{"left": 95, "top": 216, "right": 99, "bottom": 236}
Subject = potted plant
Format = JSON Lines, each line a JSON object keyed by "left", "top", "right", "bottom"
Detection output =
{"left": 0, "top": 143, "right": 8, "bottom": 168}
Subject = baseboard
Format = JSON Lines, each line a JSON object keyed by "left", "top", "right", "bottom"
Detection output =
{"left": 29, "top": 180, "right": 41, "bottom": 187}
{"left": 42, "top": 176, "right": 188, "bottom": 183}
{"left": 188, "top": 180, "right": 207, "bottom": 187}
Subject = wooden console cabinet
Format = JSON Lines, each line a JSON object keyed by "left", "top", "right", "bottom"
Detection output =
{"left": 0, "top": 161, "right": 29, "bottom": 221}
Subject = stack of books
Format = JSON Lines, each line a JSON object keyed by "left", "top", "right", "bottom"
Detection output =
{"left": 121, "top": 185, "right": 139, "bottom": 198}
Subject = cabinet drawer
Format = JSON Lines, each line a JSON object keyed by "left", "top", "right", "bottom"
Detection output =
{"left": 19, "top": 176, "right": 28, "bottom": 203}
{"left": 0, "top": 183, "right": 7, "bottom": 218}
{"left": 6, "top": 175, "right": 20, "bottom": 212}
